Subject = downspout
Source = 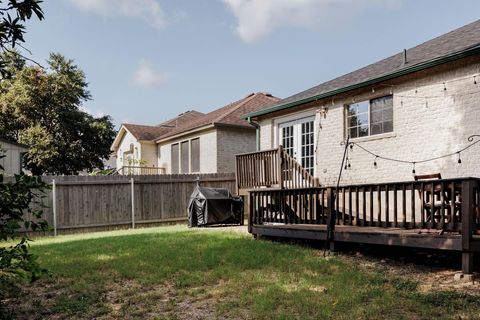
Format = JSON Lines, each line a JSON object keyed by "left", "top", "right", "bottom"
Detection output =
{"left": 248, "top": 117, "right": 260, "bottom": 151}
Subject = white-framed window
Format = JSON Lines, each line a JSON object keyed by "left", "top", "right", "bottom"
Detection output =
{"left": 171, "top": 138, "right": 200, "bottom": 174}
{"left": 171, "top": 143, "right": 179, "bottom": 174}
{"left": 346, "top": 95, "right": 393, "bottom": 138}
{"left": 190, "top": 138, "right": 200, "bottom": 173}
{"left": 180, "top": 141, "right": 189, "bottom": 173}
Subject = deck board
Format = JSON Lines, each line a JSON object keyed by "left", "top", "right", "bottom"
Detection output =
{"left": 252, "top": 224, "right": 463, "bottom": 251}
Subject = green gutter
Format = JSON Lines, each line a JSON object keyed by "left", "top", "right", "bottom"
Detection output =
{"left": 247, "top": 117, "right": 260, "bottom": 151}
{"left": 244, "top": 45, "right": 480, "bottom": 119}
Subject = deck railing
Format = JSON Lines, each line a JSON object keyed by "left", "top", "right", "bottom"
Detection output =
{"left": 249, "top": 177, "right": 480, "bottom": 234}
{"left": 119, "top": 166, "right": 166, "bottom": 175}
{"left": 236, "top": 146, "right": 319, "bottom": 191}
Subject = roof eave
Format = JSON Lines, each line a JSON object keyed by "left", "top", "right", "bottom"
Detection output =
{"left": 155, "top": 124, "right": 215, "bottom": 143}
{"left": 213, "top": 122, "right": 255, "bottom": 130}
{"left": 244, "top": 45, "right": 480, "bottom": 119}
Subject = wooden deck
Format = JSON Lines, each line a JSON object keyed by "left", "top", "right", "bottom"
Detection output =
{"left": 252, "top": 224, "right": 470, "bottom": 251}
{"left": 246, "top": 178, "right": 480, "bottom": 273}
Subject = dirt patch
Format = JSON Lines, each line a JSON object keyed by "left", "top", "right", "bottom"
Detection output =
{"left": 101, "top": 280, "right": 221, "bottom": 320}
{"left": 6, "top": 277, "right": 231, "bottom": 320}
{"left": 340, "top": 249, "right": 480, "bottom": 295}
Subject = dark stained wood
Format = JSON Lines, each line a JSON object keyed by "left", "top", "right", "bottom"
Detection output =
{"left": 236, "top": 146, "right": 319, "bottom": 193}
{"left": 247, "top": 178, "right": 480, "bottom": 268}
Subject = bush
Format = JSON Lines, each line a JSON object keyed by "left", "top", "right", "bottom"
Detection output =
{"left": 0, "top": 154, "right": 49, "bottom": 317}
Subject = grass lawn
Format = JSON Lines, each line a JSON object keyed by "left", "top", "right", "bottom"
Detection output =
{"left": 3, "top": 225, "right": 480, "bottom": 319}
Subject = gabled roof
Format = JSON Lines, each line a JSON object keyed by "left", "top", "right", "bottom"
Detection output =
{"left": 156, "top": 92, "right": 280, "bottom": 141}
{"left": 245, "top": 19, "right": 480, "bottom": 119}
{"left": 111, "top": 110, "right": 205, "bottom": 151}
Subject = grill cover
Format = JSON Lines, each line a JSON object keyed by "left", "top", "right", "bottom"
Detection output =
{"left": 188, "top": 186, "right": 243, "bottom": 227}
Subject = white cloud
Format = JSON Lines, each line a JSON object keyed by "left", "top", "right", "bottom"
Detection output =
{"left": 131, "top": 60, "right": 166, "bottom": 89}
{"left": 222, "top": 0, "right": 401, "bottom": 43}
{"left": 67, "top": 0, "right": 166, "bottom": 29}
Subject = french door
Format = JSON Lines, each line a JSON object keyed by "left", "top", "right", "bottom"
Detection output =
{"left": 279, "top": 117, "right": 315, "bottom": 175}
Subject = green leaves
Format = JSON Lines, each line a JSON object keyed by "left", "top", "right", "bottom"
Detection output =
{"left": 0, "top": 53, "right": 116, "bottom": 175}
{"left": 0, "top": 161, "right": 49, "bottom": 310}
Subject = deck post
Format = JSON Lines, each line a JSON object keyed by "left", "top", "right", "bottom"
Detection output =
{"left": 277, "top": 146, "right": 284, "bottom": 189}
{"left": 326, "top": 187, "right": 335, "bottom": 251}
{"left": 461, "top": 179, "right": 474, "bottom": 274}
{"left": 248, "top": 192, "right": 253, "bottom": 234}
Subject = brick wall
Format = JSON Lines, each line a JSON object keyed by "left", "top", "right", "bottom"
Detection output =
{"left": 258, "top": 56, "right": 480, "bottom": 186}
{"left": 216, "top": 127, "right": 256, "bottom": 173}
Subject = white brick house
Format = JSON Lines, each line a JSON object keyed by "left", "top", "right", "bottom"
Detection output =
{"left": 245, "top": 20, "right": 480, "bottom": 186}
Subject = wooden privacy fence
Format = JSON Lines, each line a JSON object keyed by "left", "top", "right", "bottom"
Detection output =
{"left": 31, "top": 173, "right": 236, "bottom": 234}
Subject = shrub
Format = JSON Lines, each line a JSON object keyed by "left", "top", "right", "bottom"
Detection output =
{"left": 0, "top": 154, "right": 49, "bottom": 317}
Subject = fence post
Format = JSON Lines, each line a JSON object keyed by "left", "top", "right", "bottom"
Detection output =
{"left": 52, "top": 179, "right": 57, "bottom": 236}
{"left": 131, "top": 177, "right": 135, "bottom": 229}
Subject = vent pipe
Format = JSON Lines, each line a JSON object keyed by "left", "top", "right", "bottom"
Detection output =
{"left": 403, "top": 49, "right": 408, "bottom": 64}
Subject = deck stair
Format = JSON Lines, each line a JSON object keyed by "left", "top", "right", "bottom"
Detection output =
{"left": 235, "top": 146, "right": 319, "bottom": 195}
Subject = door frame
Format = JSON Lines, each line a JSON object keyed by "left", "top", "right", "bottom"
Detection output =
{"left": 277, "top": 115, "right": 316, "bottom": 175}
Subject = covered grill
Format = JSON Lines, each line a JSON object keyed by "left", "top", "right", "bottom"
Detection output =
{"left": 188, "top": 186, "right": 243, "bottom": 227}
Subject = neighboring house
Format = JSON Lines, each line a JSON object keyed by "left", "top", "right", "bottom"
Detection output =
{"left": 111, "top": 111, "right": 205, "bottom": 173}
{"left": 156, "top": 92, "right": 280, "bottom": 174}
{"left": 242, "top": 19, "right": 480, "bottom": 187}
{"left": 0, "top": 138, "right": 27, "bottom": 175}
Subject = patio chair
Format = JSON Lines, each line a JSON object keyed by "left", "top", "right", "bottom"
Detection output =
{"left": 414, "top": 173, "right": 458, "bottom": 226}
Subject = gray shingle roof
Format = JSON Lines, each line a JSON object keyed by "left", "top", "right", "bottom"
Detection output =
{"left": 246, "top": 19, "right": 480, "bottom": 118}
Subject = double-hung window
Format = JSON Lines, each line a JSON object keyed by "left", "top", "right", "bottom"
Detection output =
{"left": 346, "top": 95, "right": 393, "bottom": 138}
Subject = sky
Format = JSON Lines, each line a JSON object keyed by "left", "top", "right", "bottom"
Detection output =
{"left": 22, "top": 0, "right": 480, "bottom": 127}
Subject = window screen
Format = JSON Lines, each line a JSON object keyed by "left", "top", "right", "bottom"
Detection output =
{"left": 181, "top": 141, "right": 189, "bottom": 173}
{"left": 191, "top": 138, "right": 200, "bottom": 172}
{"left": 346, "top": 95, "right": 393, "bottom": 138}
{"left": 171, "top": 143, "right": 179, "bottom": 174}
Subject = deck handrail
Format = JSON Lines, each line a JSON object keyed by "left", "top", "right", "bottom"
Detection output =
{"left": 119, "top": 166, "right": 166, "bottom": 175}
{"left": 236, "top": 146, "right": 320, "bottom": 191}
{"left": 248, "top": 177, "right": 480, "bottom": 234}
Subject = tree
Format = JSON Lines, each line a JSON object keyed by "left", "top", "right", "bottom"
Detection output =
{"left": 0, "top": 53, "right": 116, "bottom": 175}
{"left": 0, "top": 0, "right": 44, "bottom": 78}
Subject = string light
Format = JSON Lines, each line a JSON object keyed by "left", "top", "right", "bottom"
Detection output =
{"left": 345, "top": 135, "right": 480, "bottom": 174}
